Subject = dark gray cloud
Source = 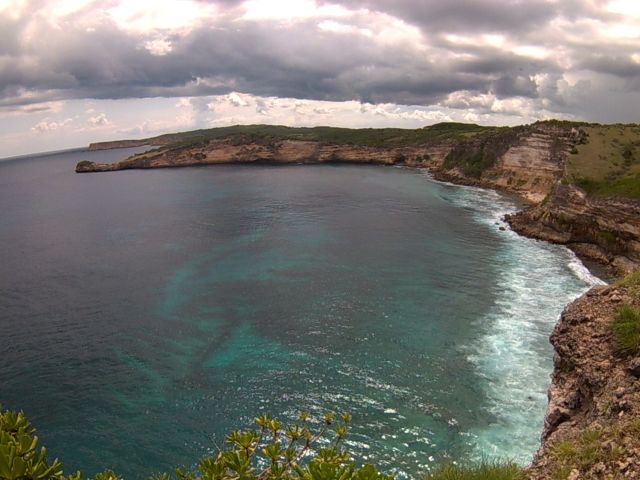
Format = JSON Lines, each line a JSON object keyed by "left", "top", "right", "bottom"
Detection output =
{"left": 579, "top": 55, "right": 640, "bottom": 79}
{"left": 0, "top": 0, "right": 638, "bottom": 122}
{"left": 327, "top": 0, "right": 556, "bottom": 34}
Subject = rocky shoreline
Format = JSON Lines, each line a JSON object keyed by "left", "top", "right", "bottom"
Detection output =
{"left": 527, "top": 281, "right": 640, "bottom": 479}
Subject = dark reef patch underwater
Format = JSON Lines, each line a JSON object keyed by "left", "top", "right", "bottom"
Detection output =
{"left": 0, "top": 148, "right": 601, "bottom": 478}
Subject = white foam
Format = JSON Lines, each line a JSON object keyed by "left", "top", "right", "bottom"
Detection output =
{"left": 430, "top": 176, "right": 606, "bottom": 463}
{"left": 567, "top": 252, "right": 607, "bottom": 286}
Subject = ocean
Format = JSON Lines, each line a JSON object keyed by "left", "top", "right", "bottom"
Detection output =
{"left": 0, "top": 147, "right": 602, "bottom": 478}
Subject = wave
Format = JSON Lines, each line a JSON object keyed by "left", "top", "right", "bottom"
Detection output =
{"left": 426, "top": 174, "right": 604, "bottom": 462}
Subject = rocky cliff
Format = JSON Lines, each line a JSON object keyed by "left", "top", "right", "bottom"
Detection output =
{"left": 78, "top": 137, "right": 451, "bottom": 172}
{"left": 507, "top": 185, "right": 640, "bottom": 277}
{"left": 527, "top": 281, "right": 640, "bottom": 479}
{"left": 77, "top": 123, "right": 574, "bottom": 204}
{"left": 433, "top": 123, "right": 578, "bottom": 202}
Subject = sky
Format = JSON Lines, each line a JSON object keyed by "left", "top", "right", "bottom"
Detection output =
{"left": 1, "top": 0, "right": 639, "bottom": 158}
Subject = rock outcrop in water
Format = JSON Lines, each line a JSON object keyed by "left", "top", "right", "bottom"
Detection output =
{"left": 527, "top": 282, "right": 640, "bottom": 479}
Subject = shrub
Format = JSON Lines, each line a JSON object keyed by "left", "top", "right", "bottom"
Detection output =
{"left": 0, "top": 409, "right": 81, "bottom": 480}
{"left": 0, "top": 408, "right": 392, "bottom": 480}
{"left": 1, "top": 408, "right": 527, "bottom": 480}
{"left": 423, "top": 460, "right": 525, "bottom": 480}
{"left": 611, "top": 304, "right": 640, "bottom": 356}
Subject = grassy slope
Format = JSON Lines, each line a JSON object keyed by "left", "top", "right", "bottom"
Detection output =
{"left": 566, "top": 124, "right": 640, "bottom": 198}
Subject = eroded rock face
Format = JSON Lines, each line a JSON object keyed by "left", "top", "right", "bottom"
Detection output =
{"left": 486, "top": 125, "right": 573, "bottom": 203}
{"left": 507, "top": 185, "right": 640, "bottom": 276}
{"left": 79, "top": 124, "right": 574, "bottom": 203}
{"left": 77, "top": 138, "right": 452, "bottom": 171}
{"left": 527, "top": 285, "right": 640, "bottom": 479}
{"left": 424, "top": 123, "right": 576, "bottom": 202}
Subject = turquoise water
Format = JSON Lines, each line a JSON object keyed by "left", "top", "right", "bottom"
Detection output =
{"left": 0, "top": 150, "right": 601, "bottom": 478}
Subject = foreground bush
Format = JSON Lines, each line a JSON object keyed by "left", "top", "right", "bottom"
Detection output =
{"left": 1, "top": 407, "right": 526, "bottom": 480}
{"left": 0, "top": 408, "right": 392, "bottom": 480}
{"left": 0, "top": 409, "right": 79, "bottom": 480}
{"left": 422, "top": 461, "right": 525, "bottom": 480}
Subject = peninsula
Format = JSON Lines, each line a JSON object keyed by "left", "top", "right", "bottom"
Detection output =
{"left": 77, "top": 121, "right": 640, "bottom": 278}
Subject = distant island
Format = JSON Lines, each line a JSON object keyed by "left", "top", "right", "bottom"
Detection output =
{"left": 77, "top": 121, "right": 640, "bottom": 279}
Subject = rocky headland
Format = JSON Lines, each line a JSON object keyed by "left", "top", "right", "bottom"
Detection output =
{"left": 506, "top": 185, "right": 640, "bottom": 278}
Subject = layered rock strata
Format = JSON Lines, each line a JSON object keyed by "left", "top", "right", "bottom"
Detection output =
{"left": 507, "top": 185, "right": 640, "bottom": 277}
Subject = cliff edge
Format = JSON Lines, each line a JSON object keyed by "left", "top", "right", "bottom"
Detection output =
{"left": 507, "top": 185, "right": 640, "bottom": 278}
{"left": 528, "top": 277, "right": 640, "bottom": 479}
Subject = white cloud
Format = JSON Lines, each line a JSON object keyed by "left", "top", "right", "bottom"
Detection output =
{"left": 88, "top": 112, "right": 109, "bottom": 126}
{"left": 241, "top": 0, "right": 351, "bottom": 22}
{"left": 144, "top": 38, "right": 173, "bottom": 55}
{"left": 31, "top": 117, "right": 74, "bottom": 132}
{"left": 106, "top": 0, "right": 218, "bottom": 33}
{"left": 228, "top": 92, "right": 249, "bottom": 107}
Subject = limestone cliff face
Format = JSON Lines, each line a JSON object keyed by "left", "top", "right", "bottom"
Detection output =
{"left": 485, "top": 125, "right": 574, "bottom": 203}
{"left": 436, "top": 123, "right": 577, "bottom": 202}
{"left": 527, "top": 284, "right": 640, "bottom": 479}
{"left": 77, "top": 137, "right": 451, "bottom": 172}
{"left": 77, "top": 124, "right": 574, "bottom": 205}
{"left": 507, "top": 185, "right": 640, "bottom": 276}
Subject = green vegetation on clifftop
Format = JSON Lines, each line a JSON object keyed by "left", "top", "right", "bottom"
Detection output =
{"left": 567, "top": 124, "right": 640, "bottom": 198}
{"left": 140, "top": 122, "right": 496, "bottom": 149}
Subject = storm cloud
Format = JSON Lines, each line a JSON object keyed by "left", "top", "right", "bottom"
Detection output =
{"left": 0, "top": 0, "right": 639, "bottom": 157}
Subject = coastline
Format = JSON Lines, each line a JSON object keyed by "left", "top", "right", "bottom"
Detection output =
{"left": 72, "top": 133, "right": 639, "bottom": 477}
{"left": 426, "top": 172, "right": 605, "bottom": 464}
{"left": 74, "top": 122, "right": 640, "bottom": 278}
{"left": 425, "top": 170, "right": 640, "bottom": 478}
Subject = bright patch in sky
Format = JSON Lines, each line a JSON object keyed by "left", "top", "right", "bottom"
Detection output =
{"left": 107, "top": 0, "right": 218, "bottom": 32}
{"left": 241, "top": 0, "right": 350, "bottom": 21}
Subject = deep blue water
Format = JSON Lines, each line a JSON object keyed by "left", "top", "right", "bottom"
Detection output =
{"left": 0, "top": 148, "right": 601, "bottom": 478}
